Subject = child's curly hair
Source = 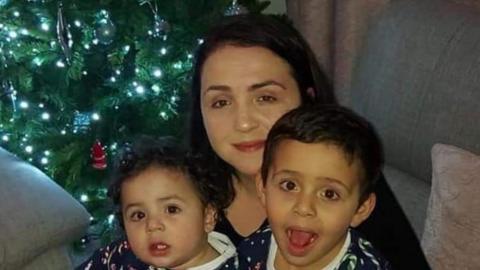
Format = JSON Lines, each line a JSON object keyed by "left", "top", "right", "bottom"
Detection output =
{"left": 107, "top": 135, "right": 229, "bottom": 228}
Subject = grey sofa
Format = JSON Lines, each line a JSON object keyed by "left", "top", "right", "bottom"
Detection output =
{"left": 347, "top": 0, "right": 480, "bottom": 241}
{"left": 0, "top": 147, "right": 90, "bottom": 270}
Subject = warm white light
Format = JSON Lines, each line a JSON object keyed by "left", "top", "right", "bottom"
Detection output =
{"left": 80, "top": 194, "right": 89, "bottom": 202}
{"left": 2, "top": 135, "right": 9, "bottom": 142}
{"left": 84, "top": 44, "right": 90, "bottom": 50}
{"left": 20, "top": 101, "right": 29, "bottom": 109}
{"left": 20, "top": 29, "right": 29, "bottom": 35}
{"left": 160, "top": 48, "right": 167, "bottom": 55}
{"left": 151, "top": 85, "right": 160, "bottom": 93}
{"left": 92, "top": 39, "right": 99, "bottom": 45}
{"left": 25, "top": 145, "right": 33, "bottom": 153}
{"left": 124, "top": 45, "right": 130, "bottom": 52}
{"left": 153, "top": 69, "right": 162, "bottom": 78}
{"left": 13, "top": 11, "right": 20, "bottom": 17}
{"left": 198, "top": 39, "right": 204, "bottom": 44}
{"left": 108, "top": 214, "right": 115, "bottom": 224}
{"left": 41, "top": 157, "right": 48, "bottom": 164}
{"left": 160, "top": 111, "right": 167, "bottom": 118}
{"left": 135, "top": 85, "right": 145, "bottom": 94}
{"left": 8, "top": 31, "right": 17, "bottom": 38}
{"left": 61, "top": 130, "right": 67, "bottom": 135}
{"left": 56, "top": 60, "right": 65, "bottom": 68}
{"left": 41, "top": 22, "right": 49, "bottom": 31}
{"left": 74, "top": 20, "right": 81, "bottom": 27}
{"left": 110, "top": 77, "right": 116, "bottom": 82}
{"left": 41, "top": 112, "right": 50, "bottom": 120}
{"left": 92, "top": 113, "right": 100, "bottom": 121}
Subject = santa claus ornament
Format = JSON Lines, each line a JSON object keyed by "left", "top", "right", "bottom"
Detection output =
{"left": 91, "top": 140, "right": 107, "bottom": 170}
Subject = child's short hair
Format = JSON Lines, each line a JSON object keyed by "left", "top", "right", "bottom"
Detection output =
{"left": 261, "top": 105, "right": 384, "bottom": 202}
{"left": 108, "top": 135, "right": 229, "bottom": 228}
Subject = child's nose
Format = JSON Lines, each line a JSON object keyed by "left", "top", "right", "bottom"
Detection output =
{"left": 293, "top": 193, "right": 316, "bottom": 217}
{"left": 147, "top": 216, "right": 165, "bottom": 232}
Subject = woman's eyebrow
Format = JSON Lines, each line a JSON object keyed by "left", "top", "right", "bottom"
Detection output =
{"left": 250, "top": 80, "right": 286, "bottom": 91}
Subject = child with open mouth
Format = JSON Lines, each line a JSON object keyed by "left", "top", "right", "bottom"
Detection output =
{"left": 239, "top": 105, "right": 391, "bottom": 270}
{"left": 77, "top": 136, "right": 241, "bottom": 270}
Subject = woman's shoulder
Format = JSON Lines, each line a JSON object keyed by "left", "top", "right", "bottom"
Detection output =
{"left": 75, "top": 238, "right": 149, "bottom": 270}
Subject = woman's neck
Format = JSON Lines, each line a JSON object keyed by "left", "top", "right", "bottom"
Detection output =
{"left": 225, "top": 173, "right": 266, "bottom": 237}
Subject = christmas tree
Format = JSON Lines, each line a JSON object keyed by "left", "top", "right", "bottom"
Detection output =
{"left": 0, "top": 0, "right": 269, "bottom": 246}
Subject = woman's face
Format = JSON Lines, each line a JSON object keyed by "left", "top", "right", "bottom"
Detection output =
{"left": 200, "top": 45, "right": 302, "bottom": 177}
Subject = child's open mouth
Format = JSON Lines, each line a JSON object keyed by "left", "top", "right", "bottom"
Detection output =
{"left": 149, "top": 242, "right": 170, "bottom": 256}
{"left": 286, "top": 228, "right": 318, "bottom": 256}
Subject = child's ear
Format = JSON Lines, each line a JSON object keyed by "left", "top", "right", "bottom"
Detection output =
{"left": 350, "top": 193, "right": 376, "bottom": 228}
{"left": 255, "top": 173, "right": 266, "bottom": 207}
{"left": 203, "top": 204, "right": 217, "bottom": 233}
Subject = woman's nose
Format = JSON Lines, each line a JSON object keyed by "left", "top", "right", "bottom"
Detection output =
{"left": 293, "top": 193, "right": 316, "bottom": 217}
{"left": 234, "top": 103, "right": 259, "bottom": 132}
{"left": 147, "top": 216, "right": 165, "bottom": 232}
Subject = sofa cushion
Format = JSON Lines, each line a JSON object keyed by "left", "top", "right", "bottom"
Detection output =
{"left": 421, "top": 143, "right": 480, "bottom": 269}
{"left": 383, "top": 165, "right": 430, "bottom": 239}
{"left": 0, "top": 147, "right": 91, "bottom": 269}
{"left": 350, "top": 0, "right": 480, "bottom": 182}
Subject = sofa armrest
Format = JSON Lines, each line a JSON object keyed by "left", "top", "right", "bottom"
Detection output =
{"left": 0, "top": 147, "right": 91, "bottom": 269}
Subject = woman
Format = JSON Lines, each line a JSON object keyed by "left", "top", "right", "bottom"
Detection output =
{"left": 189, "top": 14, "right": 429, "bottom": 269}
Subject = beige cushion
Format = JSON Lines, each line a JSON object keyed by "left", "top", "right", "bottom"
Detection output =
{"left": 421, "top": 143, "right": 480, "bottom": 269}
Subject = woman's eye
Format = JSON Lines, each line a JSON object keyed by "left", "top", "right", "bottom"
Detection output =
{"left": 279, "top": 180, "right": 297, "bottom": 191}
{"left": 322, "top": 189, "right": 340, "bottom": 200}
{"left": 129, "top": 211, "right": 145, "bottom": 221}
{"left": 166, "top": 205, "right": 181, "bottom": 214}
{"left": 257, "top": 95, "right": 277, "bottom": 103}
{"left": 211, "top": 99, "right": 230, "bottom": 108}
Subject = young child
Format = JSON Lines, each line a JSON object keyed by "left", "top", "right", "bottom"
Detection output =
{"left": 239, "top": 105, "right": 391, "bottom": 270}
{"left": 77, "top": 136, "right": 240, "bottom": 270}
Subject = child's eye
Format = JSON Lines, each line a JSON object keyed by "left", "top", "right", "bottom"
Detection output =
{"left": 129, "top": 211, "right": 146, "bottom": 221}
{"left": 257, "top": 95, "right": 277, "bottom": 103}
{"left": 279, "top": 180, "right": 297, "bottom": 191}
{"left": 211, "top": 99, "right": 230, "bottom": 108}
{"left": 166, "top": 205, "right": 181, "bottom": 214}
{"left": 322, "top": 189, "right": 340, "bottom": 200}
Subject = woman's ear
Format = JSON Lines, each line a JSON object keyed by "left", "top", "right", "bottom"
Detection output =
{"left": 255, "top": 173, "right": 266, "bottom": 207}
{"left": 350, "top": 193, "right": 376, "bottom": 228}
{"left": 203, "top": 204, "right": 217, "bottom": 233}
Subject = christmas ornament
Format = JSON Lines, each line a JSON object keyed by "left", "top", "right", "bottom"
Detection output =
{"left": 153, "top": 14, "right": 170, "bottom": 37}
{"left": 94, "top": 11, "right": 116, "bottom": 45}
{"left": 140, "top": 0, "right": 170, "bottom": 37}
{"left": 56, "top": 2, "right": 73, "bottom": 64}
{"left": 91, "top": 140, "right": 107, "bottom": 170}
{"left": 73, "top": 111, "right": 91, "bottom": 133}
{"left": 224, "top": 0, "right": 248, "bottom": 16}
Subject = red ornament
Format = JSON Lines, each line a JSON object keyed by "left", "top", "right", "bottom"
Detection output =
{"left": 91, "top": 140, "right": 107, "bottom": 170}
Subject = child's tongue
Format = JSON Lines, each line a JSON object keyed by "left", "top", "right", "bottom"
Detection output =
{"left": 289, "top": 229, "right": 315, "bottom": 247}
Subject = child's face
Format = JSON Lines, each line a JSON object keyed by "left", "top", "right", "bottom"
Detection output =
{"left": 258, "top": 140, "right": 375, "bottom": 269}
{"left": 121, "top": 165, "right": 217, "bottom": 269}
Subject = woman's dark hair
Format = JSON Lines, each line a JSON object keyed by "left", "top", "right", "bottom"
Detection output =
{"left": 261, "top": 105, "right": 384, "bottom": 203}
{"left": 188, "top": 14, "right": 337, "bottom": 205}
{"left": 108, "top": 135, "right": 229, "bottom": 228}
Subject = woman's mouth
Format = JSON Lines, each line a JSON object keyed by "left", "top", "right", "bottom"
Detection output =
{"left": 149, "top": 242, "right": 170, "bottom": 257}
{"left": 232, "top": 140, "right": 265, "bottom": 152}
{"left": 286, "top": 228, "right": 318, "bottom": 256}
